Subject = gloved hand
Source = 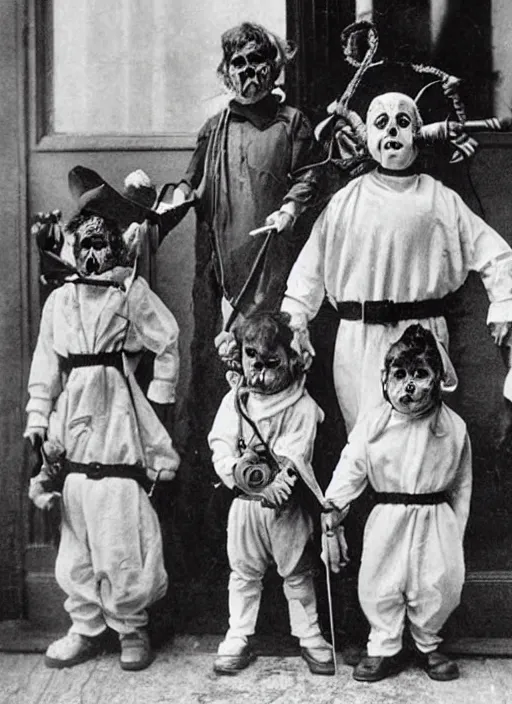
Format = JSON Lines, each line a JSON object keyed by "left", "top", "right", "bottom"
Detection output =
{"left": 489, "top": 321, "right": 512, "bottom": 346}
{"left": 265, "top": 210, "right": 295, "bottom": 235}
{"left": 258, "top": 466, "right": 298, "bottom": 509}
{"left": 29, "top": 475, "right": 61, "bottom": 511}
{"left": 214, "top": 330, "right": 238, "bottom": 367}
{"left": 289, "top": 318, "right": 315, "bottom": 371}
{"left": 321, "top": 505, "right": 350, "bottom": 573}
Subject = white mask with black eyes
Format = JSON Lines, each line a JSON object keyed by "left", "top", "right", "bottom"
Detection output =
{"left": 366, "top": 92, "right": 421, "bottom": 171}
{"left": 385, "top": 356, "right": 439, "bottom": 417}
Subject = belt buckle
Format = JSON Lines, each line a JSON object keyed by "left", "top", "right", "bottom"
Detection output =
{"left": 87, "top": 462, "right": 103, "bottom": 479}
{"left": 362, "top": 300, "right": 380, "bottom": 324}
{"left": 362, "top": 299, "right": 396, "bottom": 325}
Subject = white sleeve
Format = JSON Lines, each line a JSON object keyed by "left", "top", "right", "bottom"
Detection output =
{"left": 449, "top": 432, "right": 473, "bottom": 538}
{"left": 281, "top": 206, "right": 330, "bottom": 327}
{"left": 25, "top": 291, "right": 62, "bottom": 434}
{"left": 325, "top": 418, "right": 369, "bottom": 510}
{"left": 454, "top": 191, "right": 512, "bottom": 323}
{"left": 208, "top": 392, "right": 240, "bottom": 490}
{"left": 129, "top": 279, "right": 180, "bottom": 404}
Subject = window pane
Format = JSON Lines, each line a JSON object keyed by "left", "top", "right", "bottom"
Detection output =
{"left": 52, "top": 0, "right": 285, "bottom": 135}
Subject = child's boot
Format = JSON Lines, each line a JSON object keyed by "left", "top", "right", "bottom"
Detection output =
{"left": 213, "top": 636, "right": 256, "bottom": 675}
{"left": 119, "top": 629, "right": 154, "bottom": 671}
{"left": 45, "top": 631, "right": 100, "bottom": 668}
{"left": 300, "top": 634, "right": 335, "bottom": 676}
{"left": 420, "top": 650, "right": 459, "bottom": 681}
{"left": 353, "top": 653, "right": 404, "bottom": 682}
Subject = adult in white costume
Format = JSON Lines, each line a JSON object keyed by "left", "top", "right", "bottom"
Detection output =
{"left": 282, "top": 92, "right": 512, "bottom": 433}
{"left": 26, "top": 170, "right": 180, "bottom": 672}
{"left": 322, "top": 325, "right": 472, "bottom": 682}
{"left": 208, "top": 312, "right": 334, "bottom": 676}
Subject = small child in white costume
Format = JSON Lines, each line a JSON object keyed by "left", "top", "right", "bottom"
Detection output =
{"left": 322, "top": 324, "right": 472, "bottom": 682}
{"left": 26, "top": 167, "right": 180, "bottom": 671}
{"left": 208, "top": 311, "right": 335, "bottom": 675}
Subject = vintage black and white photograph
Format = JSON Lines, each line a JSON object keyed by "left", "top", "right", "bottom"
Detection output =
{"left": 1, "top": 1, "right": 512, "bottom": 702}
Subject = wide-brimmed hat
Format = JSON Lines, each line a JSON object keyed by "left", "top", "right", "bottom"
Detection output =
{"left": 68, "top": 165, "right": 195, "bottom": 240}
{"left": 68, "top": 165, "right": 159, "bottom": 229}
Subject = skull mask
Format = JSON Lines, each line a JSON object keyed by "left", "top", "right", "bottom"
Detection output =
{"left": 366, "top": 92, "right": 422, "bottom": 171}
{"left": 71, "top": 215, "right": 119, "bottom": 276}
{"left": 227, "top": 41, "right": 273, "bottom": 104}
{"left": 382, "top": 325, "right": 443, "bottom": 417}
{"left": 237, "top": 312, "right": 301, "bottom": 395}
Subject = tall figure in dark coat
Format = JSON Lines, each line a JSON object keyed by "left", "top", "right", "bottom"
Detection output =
{"left": 175, "top": 23, "right": 321, "bottom": 476}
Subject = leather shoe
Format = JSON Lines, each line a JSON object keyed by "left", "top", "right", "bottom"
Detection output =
{"left": 421, "top": 650, "right": 459, "bottom": 681}
{"left": 353, "top": 654, "right": 403, "bottom": 682}
{"left": 300, "top": 647, "right": 335, "bottom": 676}
{"left": 213, "top": 645, "right": 256, "bottom": 675}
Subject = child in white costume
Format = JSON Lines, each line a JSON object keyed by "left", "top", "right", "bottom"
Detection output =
{"left": 208, "top": 311, "right": 335, "bottom": 676}
{"left": 282, "top": 92, "right": 512, "bottom": 433}
{"left": 322, "top": 325, "right": 472, "bottom": 682}
{"left": 26, "top": 168, "right": 180, "bottom": 671}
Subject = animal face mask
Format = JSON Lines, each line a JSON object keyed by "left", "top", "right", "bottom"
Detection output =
{"left": 385, "top": 356, "right": 439, "bottom": 417}
{"left": 382, "top": 324, "right": 444, "bottom": 417}
{"left": 74, "top": 216, "right": 117, "bottom": 276}
{"left": 366, "top": 92, "right": 421, "bottom": 171}
{"left": 227, "top": 41, "right": 273, "bottom": 104}
{"left": 241, "top": 339, "right": 292, "bottom": 394}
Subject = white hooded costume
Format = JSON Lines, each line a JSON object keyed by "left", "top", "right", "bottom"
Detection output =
{"left": 208, "top": 378, "right": 326, "bottom": 646}
{"left": 282, "top": 93, "right": 512, "bottom": 433}
{"left": 325, "top": 402, "right": 472, "bottom": 656}
{"left": 26, "top": 268, "right": 180, "bottom": 636}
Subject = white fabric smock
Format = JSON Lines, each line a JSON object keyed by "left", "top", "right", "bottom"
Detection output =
{"left": 283, "top": 169, "right": 512, "bottom": 431}
{"left": 25, "top": 269, "right": 180, "bottom": 636}
{"left": 208, "top": 379, "right": 326, "bottom": 643}
{"left": 325, "top": 402, "right": 472, "bottom": 656}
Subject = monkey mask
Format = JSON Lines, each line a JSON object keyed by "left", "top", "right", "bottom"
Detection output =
{"left": 236, "top": 311, "right": 303, "bottom": 395}
{"left": 382, "top": 324, "right": 444, "bottom": 417}
{"left": 366, "top": 92, "right": 422, "bottom": 171}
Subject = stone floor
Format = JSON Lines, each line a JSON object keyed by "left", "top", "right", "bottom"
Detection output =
{"left": 1, "top": 635, "right": 512, "bottom": 704}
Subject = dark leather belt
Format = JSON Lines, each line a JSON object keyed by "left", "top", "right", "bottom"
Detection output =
{"left": 336, "top": 297, "right": 451, "bottom": 324}
{"left": 374, "top": 491, "right": 450, "bottom": 505}
{"left": 62, "top": 352, "right": 124, "bottom": 373}
{"left": 64, "top": 459, "right": 151, "bottom": 492}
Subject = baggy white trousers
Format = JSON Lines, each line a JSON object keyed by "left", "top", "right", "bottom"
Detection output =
{"left": 55, "top": 474, "right": 168, "bottom": 637}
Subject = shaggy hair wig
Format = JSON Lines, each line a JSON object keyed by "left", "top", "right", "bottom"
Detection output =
{"left": 217, "top": 22, "right": 296, "bottom": 89}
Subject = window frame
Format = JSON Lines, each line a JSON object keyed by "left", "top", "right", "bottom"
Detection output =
{"left": 30, "top": 0, "right": 512, "bottom": 152}
{"left": 29, "top": 0, "right": 197, "bottom": 152}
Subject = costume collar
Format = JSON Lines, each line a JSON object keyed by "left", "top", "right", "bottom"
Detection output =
{"left": 228, "top": 94, "right": 280, "bottom": 130}
{"left": 377, "top": 164, "right": 419, "bottom": 178}
{"left": 70, "top": 266, "right": 133, "bottom": 291}
{"left": 245, "top": 377, "right": 306, "bottom": 421}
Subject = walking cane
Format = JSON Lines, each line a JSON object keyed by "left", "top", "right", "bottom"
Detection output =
{"left": 321, "top": 532, "right": 338, "bottom": 675}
